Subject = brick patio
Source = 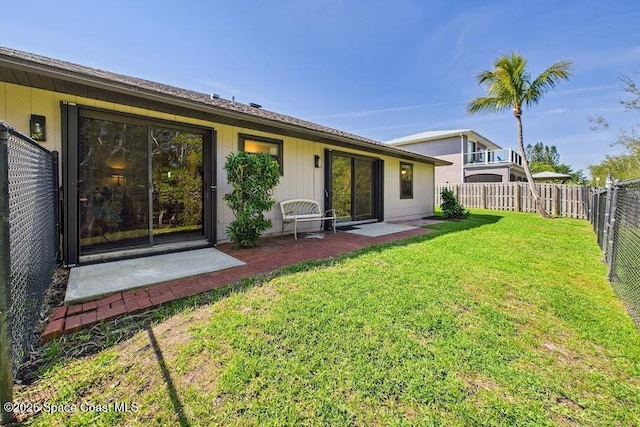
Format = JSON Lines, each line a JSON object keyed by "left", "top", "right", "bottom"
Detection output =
{"left": 42, "top": 226, "right": 433, "bottom": 341}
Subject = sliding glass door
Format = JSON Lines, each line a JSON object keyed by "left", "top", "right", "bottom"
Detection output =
{"left": 77, "top": 111, "right": 211, "bottom": 256}
{"left": 328, "top": 152, "right": 380, "bottom": 222}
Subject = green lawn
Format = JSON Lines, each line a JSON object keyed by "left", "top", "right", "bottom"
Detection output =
{"left": 15, "top": 211, "right": 640, "bottom": 426}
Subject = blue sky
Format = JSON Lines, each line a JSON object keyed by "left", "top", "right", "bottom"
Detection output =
{"left": 3, "top": 1, "right": 639, "bottom": 173}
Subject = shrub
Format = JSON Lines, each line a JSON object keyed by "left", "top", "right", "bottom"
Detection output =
{"left": 223, "top": 151, "right": 280, "bottom": 247}
{"left": 440, "top": 188, "right": 468, "bottom": 219}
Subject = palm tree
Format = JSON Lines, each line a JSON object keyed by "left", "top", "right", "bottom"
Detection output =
{"left": 467, "top": 52, "right": 573, "bottom": 217}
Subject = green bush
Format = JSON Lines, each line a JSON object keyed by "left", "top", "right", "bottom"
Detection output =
{"left": 440, "top": 188, "right": 468, "bottom": 219}
{"left": 223, "top": 152, "right": 280, "bottom": 247}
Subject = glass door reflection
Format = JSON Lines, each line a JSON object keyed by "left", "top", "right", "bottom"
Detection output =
{"left": 78, "top": 117, "right": 206, "bottom": 256}
{"left": 331, "top": 154, "right": 353, "bottom": 221}
{"left": 78, "top": 118, "right": 150, "bottom": 254}
{"left": 151, "top": 128, "right": 204, "bottom": 245}
{"left": 354, "top": 158, "right": 374, "bottom": 219}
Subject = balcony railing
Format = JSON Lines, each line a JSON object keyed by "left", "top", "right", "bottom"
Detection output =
{"left": 464, "top": 148, "right": 522, "bottom": 167}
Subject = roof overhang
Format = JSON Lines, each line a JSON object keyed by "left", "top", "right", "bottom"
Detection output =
{"left": 532, "top": 171, "right": 571, "bottom": 179}
{"left": 388, "top": 129, "right": 502, "bottom": 151}
{"left": 0, "top": 47, "right": 451, "bottom": 166}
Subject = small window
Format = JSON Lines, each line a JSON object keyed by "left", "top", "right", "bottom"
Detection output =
{"left": 239, "top": 133, "right": 284, "bottom": 175}
{"left": 400, "top": 162, "right": 413, "bottom": 199}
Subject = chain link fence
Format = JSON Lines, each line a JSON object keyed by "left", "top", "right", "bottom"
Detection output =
{"left": 590, "top": 178, "right": 640, "bottom": 327}
{"left": 1, "top": 122, "right": 59, "bottom": 423}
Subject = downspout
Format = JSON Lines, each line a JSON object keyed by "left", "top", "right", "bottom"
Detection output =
{"left": 459, "top": 133, "right": 465, "bottom": 183}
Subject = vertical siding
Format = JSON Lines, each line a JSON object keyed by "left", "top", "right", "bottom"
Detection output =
{"left": 1, "top": 81, "right": 437, "bottom": 242}
{"left": 0, "top": 82, "right": 5, "bottom": 118}
{"left": 383, "top": 157, "right": 434, "bottom": 220}
{"left": 4, "top": 84, "right": 32, "bottom": 139}
{"left": 216, "top": 124, "right": 235, "bottom": 241}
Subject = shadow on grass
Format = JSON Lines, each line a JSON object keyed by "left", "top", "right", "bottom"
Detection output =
{"left": 326, "top": 213, "right": 502, "bottom": 258}
{"left": 147, "top": 327, "right": 190, "bottom": 427}
{"left": 17, "top": 213, "right": 501, "bottom": 387}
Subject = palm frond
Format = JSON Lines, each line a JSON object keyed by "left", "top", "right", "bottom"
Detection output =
{"left": 470, "top": 52, "right": 573, "bottom": 114}
{"left": 475, "top": 69, "right": 492, "bottom": 84}
{"left": 467, "top": 96, "right": 510, "bottom": 114}
{"left": 526, "top": 60, "right": 573, "bottom": 107}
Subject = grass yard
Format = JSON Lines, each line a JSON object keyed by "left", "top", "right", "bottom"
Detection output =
{"left": 14, "top": 211, "right": 640, "bottom": 426}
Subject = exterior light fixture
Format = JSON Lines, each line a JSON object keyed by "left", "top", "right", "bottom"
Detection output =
{"left": 30, "top": 115, "right": 46, "bottom": 141}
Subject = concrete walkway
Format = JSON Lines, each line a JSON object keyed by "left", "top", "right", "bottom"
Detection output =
{"left": 343, "top": 222, "right": 418, "bottom": 237}
{"left": 43, "top": 223, "right": 437, "bottom": 341}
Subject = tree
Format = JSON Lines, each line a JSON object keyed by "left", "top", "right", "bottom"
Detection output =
{"left": 589, "top": 152, "right": 639, "bottom": 184}
{"left": 440, "top": 188, "right": 468, "bottom": 219}
{"left": 525, "top": 142, "right": 587, "bottom": 184}
{"left": 588, "top": 73, "right": 640, "bottom": 183}
{"left": 526, "top": 142, "right": 560, "bottom": 165}
{"left": 467, "top": 52, "right": 573, "bottom": 217}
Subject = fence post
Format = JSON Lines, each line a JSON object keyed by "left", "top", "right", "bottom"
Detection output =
{"left": 552, "top": 185, "right": 560, "bottom": 217}
{"left": 514, "top": 183, "right": 521, "bottom": 212}
{"left": 593, "top": 190, "right": 600, "bottom": 232}
{"left": 602, "top": 177, "right": 613, "bottom": 258}
{"left": 0, "top": 124, "right": 14, "bottom": 425}
{"left": 481, "top": 184, "right": 487, "bottom": 209}
{"left": 605, "top": 185, "right": 619, "bottom": 278}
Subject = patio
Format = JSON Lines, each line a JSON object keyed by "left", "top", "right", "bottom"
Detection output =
{"left": 43, "top": 221, "right": 440, "bottom": 341}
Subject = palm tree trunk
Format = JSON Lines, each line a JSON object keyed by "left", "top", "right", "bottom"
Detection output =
{"left": 516, "top": 115, "right": 549, "bottom": 217}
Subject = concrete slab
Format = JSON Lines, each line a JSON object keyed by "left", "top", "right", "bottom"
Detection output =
{"left": 65, "top": 248, "right": 245, "bottom": 304}
{"left": 344, "top": 222, "right": 418, "bottom": 237}
{"left": 392, "top": 218, "right": 445, "bottom": 227}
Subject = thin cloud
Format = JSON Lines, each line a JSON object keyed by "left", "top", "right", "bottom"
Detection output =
{"left": 351, "top": 114, "right": 505, "bottom": 134}
{"left": 307, "top": 100, "right": 465, "bottom": 120}
{"left": 330, "top": 84, "right": 613, "bottom": 125}
{"left": 351, "top": 122, "right": 436, "bottom": 133}
{"left": 550, "top": 84, "right": 620, "bottom": 96}
{"left": 543, "top": 108, "right": 569, "bottom": 115}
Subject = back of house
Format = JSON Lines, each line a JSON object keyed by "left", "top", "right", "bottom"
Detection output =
{"left": 0, "top": 46, "right": 450, "bottom": 266}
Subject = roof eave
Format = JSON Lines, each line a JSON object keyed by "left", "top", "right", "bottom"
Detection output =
{"left": 389, "top": 129, "right": 503, "bottom": 150}
{"left": 0, "top": 52, "right": 447, "bottom": 166}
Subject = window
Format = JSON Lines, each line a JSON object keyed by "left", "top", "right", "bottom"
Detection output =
{"left": 400, "top": 162, "right": 413, "bottom": 199}
{"left": 239, "top": 133, "right": 284, "bottom": 175}
{"left": 466, "top": 140, "right": 477, "bottom": 163}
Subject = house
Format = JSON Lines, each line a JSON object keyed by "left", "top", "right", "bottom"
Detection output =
{"left": 386, "top": 129, "right": 527, "bottom": 184}
{"left": 0, "top": 46, "right": 450, "bottom": 266}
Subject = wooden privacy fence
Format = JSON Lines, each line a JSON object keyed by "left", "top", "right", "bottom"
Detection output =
{"left": 435, "top": 183, "right": 594, "bottom": 219}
